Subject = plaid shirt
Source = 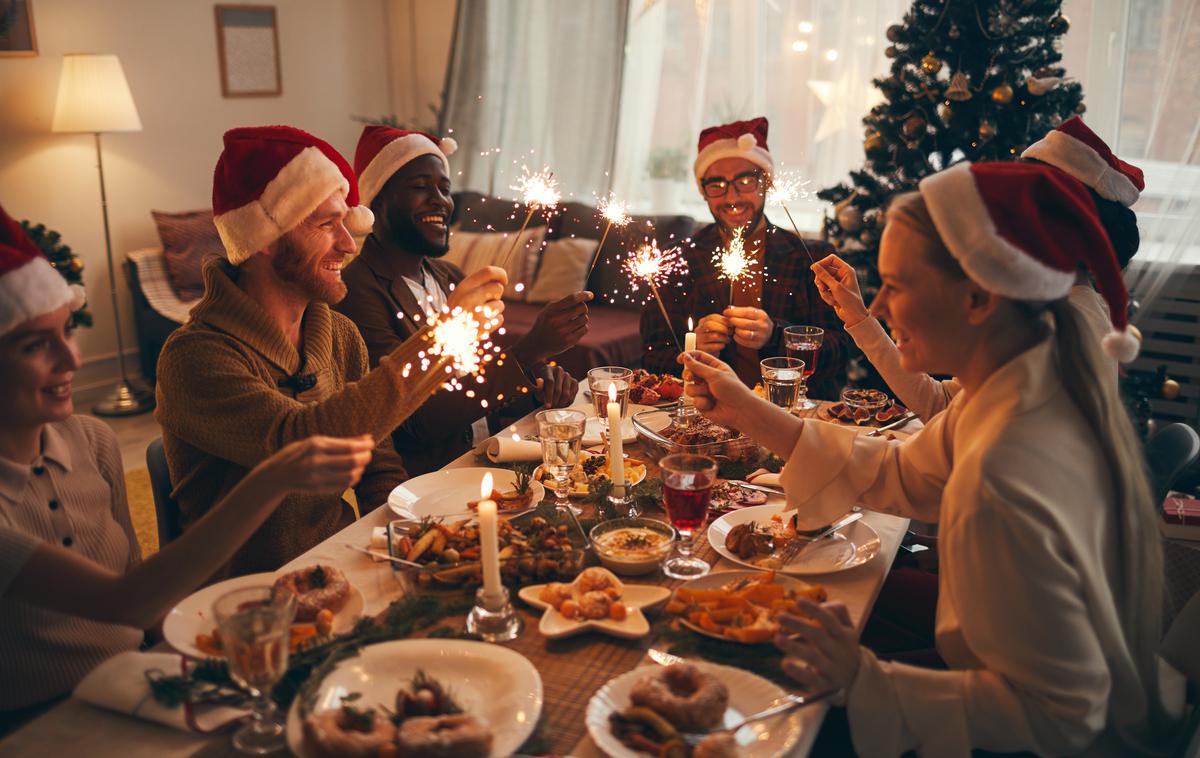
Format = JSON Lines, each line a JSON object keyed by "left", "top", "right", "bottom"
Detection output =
{"left": 640, "top": 220, "right": 847, "bottom": 400}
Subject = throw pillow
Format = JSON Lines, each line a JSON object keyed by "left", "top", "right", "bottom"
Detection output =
{"left": 151, "top": 210, "right": 225, "bottom": 300}
{"left": 444, "top": 226, "right": 546, "bottom": 301}
{"left": 524, "top": 238, "right": 598, "bottom": 304}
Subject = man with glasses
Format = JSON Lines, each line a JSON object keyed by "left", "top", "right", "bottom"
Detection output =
{"left": 640, "top": 117, "right": 845, "bottom": 397}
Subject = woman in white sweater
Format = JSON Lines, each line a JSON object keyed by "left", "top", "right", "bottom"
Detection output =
{"left": 683, "top": 161, "right": 1182, "bottom": 756}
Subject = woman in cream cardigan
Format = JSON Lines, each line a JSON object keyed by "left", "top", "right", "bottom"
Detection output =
{"left": 682, "top": 161, "right": 1182, "bottom": 755}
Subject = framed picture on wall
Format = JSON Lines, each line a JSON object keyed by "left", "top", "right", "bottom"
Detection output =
{"left": 0, "top": 0, "right": 37, "bottom": 57}
{"left": 214, "top": 4, "right": 281, "bottom": 97}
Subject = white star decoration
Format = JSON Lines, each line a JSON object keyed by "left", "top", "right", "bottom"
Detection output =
{"left": 807, "top": 71, "right": 885, "bottom": 144}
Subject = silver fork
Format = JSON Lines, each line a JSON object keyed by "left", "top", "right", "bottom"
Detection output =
{"left": 679, "top": 689, "right": 838, "bottom": 746}
{"left": 775, "top": 511, "right": 863, "bottom": 567}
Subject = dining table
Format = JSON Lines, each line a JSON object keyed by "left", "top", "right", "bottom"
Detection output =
{"left": 1, "top": 391, "right": 919, "bottom": 758}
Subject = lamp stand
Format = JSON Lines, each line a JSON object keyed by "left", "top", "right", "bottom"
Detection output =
{"left": 91, "top": 131, "right": 155, "bottom": 417}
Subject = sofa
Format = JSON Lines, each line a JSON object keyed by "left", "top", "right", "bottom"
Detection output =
{"left": 126, "top": 196, "right": 699, "bottom": 383}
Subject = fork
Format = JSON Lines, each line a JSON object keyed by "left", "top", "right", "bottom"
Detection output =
{"left": 679, "top": 689, "right": 838, "bottom": 746}
{"left": 775, "top": 511, "right": 863, "bottom": 567}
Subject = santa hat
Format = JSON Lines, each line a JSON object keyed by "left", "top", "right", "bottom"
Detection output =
{"left": 694, "top": 117, "right": 773, "bottom": 187}
{"left": 354, "top": 125, "right": 458, "bottom": 210}
{"left": 0, "top": 204, "right": 86, "bottom": 338}
{"left": 212, "top": 125, "right": 374, "bottom": 265}
{"left": 919, "top": 161, "right": 1139, "bottom": 363}
{"left": 1022, "top": 117, "right": 1144, "bottom": 207}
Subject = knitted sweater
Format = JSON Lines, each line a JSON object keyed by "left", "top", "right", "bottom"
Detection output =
{"left": 155, "top": 260, "right": 456, "bottom": 575}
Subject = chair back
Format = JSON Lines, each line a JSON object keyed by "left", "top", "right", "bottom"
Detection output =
{"left": 1145, "top": 423, "right": 1200, "bottom": 505}
{"left": 146, "top": 437, "right": 181, "bottom": 548}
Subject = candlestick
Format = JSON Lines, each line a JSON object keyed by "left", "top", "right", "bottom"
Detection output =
{"left": 606, "top": 382, "right": 625, "bottom": 496}
{"left": 477, "top": 474, "right": 502, "bottom": 601}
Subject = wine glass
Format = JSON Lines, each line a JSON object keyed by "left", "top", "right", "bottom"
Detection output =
{"left": 213, "top": 586, "right": 297, "bottom": 754}
{"left": 760, "top": 356, "right": 805, "bottom": 410}
{"left": 587, "top": 366, "right": 632, "bottom": 443}
{"left": 658, "top": 453, "right": 718, "bottom": 579}
{"left": 536, "top": 408, "right": 587, "bottom": 515}
{"left": 783, "top": 325, "right": 824, "bottom": 411}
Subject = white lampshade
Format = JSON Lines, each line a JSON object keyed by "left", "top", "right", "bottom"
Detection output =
{"left": 52, "top": 54, "right": 142, "bottom": 134}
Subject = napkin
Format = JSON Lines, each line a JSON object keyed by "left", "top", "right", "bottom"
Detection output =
{"left": 746, "top": 469, "right": 782, "bottom": 489}
{"left": 477, "top": 435, "right": 542, "bottom": 463}
{"left": 74, "top": 651, "right": 246, "bottom": 733}
{"left": 368, "top": 526, "right": 390, "bottom": 561}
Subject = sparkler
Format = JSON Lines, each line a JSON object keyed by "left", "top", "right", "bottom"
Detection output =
{"left": 623, "top": 240, "right": 687, "bottom": 351}
{"left": 767, "top": 170, "right": 817, "bottom": 265}
{"left": 500, "top": 165, "right": 561, "bottom": 271}
{"left": 586, "top": 194, "right": 632, "bottom": 279}
{"left": 714, "top": 226, "right": 759, "bottom": 305}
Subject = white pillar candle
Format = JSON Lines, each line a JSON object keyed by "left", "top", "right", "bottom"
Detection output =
{"left": 477, "top": 474, "right": 503, "bottom": 600}
{"left": 684, "top": 316, "right": 697, "bottom": 353}
{"left": 607, "top": 382, "right": 625, "bottom": 495}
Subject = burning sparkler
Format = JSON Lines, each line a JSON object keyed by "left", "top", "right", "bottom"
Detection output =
{"left": 500, "top": 165, "right": 561, "bottom": 271}
{"left": 624, "top": 240, "right": 687, "bottom": 350}
{"left": 767, "top": 170, "right": 817, "bottom": 265}
{"left": 586, "top": 194, "right": 632, "bottom": 279}
{"left": 714, "top": 226, "right": 759, "bottom": 305}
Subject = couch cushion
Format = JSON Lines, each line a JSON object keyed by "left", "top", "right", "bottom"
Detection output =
{"left": 496, "top": 301, "right": 643, "bottom": 378}
{"left": 444, "top": 227, "right": 546, "bottom": 301}
{"left": 151, "top": 210, "right": 224, "bottom": 300}
{"left": 451, "top": 191, "right": 551, "bottom": 234}
{"left": 524, "top": 238, "right": 597, "bottom": 304}
{"left": 586, "top": 213, "right": 699, "bottom": 311}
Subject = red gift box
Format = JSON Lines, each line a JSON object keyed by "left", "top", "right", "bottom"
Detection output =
{"left": 1164, "top": 496, "right": 1200, "bottom": 525}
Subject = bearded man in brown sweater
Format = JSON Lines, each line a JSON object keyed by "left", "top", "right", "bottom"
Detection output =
{"left": 155, "top": 126, "right": 506, "bottom": 575}
{"left": 337, "top": 126, "right": 590, "bottom": 475}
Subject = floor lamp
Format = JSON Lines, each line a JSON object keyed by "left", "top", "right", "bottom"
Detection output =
{"left": 52, "top": 54, "right": 154, "bottom": 416}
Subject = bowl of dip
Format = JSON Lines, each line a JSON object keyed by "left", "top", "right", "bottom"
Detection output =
{"left": 589, "top": 518, "right": 676, "bottom": 576}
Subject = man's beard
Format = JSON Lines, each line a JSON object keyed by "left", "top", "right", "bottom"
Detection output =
{"left": 715, "top": 205, "right": 766, "bottom": 238}
{"left": 271, "top": 237, "right": 347, "bottom": 304}
{"left": 386, "top": 209, "right": 450, "bottom": 257}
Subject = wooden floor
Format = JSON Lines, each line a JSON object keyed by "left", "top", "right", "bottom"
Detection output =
{"left": 73, "top": 384, "right": 162, "bottom": 473}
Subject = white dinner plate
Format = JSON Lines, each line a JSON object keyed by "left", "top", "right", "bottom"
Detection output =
{"left": 707, "top": 503, "right": 882, "bottom": 575}
{"left": 581, "top": 403, "right": 655, "bottom": 446}
{"left": 387, "top": 466, "right": 545, "bottom": 520}
{"left": 286, "top": 639, "right": 542, "bottom": 758}
{"left": 517, "top": 582, "right": 671, "bottom": 640}
{"left": 163, "top": 570, "right": 364, "bottom": 659}
{"left": 586, "top": 661, "right": 803, "bottom": 758}
{"left": 532, "top": 451, "right": 648, "bottom": 498}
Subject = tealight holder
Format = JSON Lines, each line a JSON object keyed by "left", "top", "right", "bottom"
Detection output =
{"left": 465, "top": 586, "right": 523, "bottom": 642}
{"left": 607, "top": 488, "right": 639, "bottom": 519}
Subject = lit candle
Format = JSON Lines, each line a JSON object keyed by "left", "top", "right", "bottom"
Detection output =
{"left": 607, "top": 382, "right": 626, "bottom": 495}
{"left": 684, "top": 316, "right": 697, "bottom": 353}
{"left": 477, "top": 473, "right": 502, "bottom": 600}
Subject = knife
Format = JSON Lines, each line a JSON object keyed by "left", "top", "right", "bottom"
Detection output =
{"left": 729, "top": 479, "right": 785, "bottom": 496}
{"left": 867, "top": 411, "right": 917, "bottom": 437}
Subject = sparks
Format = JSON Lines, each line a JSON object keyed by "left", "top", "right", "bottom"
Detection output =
{"left": 427, "top": 306, "right": 497, "bottom": 377}
{"left": 623, "top": 241, "right": 687, "bottom": 292}
{"left": 598, "top": 194, "right": 632, "bottom": 227}
{"left": 511, "top": 165, "right": 561, "bottom": 211}
{"left": 715, "top": 226, "right": 757, "bottom": 286}
{"left": 766, "top": 170, "right": 812, "bottom": 207}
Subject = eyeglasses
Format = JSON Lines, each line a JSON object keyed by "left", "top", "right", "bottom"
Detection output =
{"left": 701, "top": 171, "right": 764, "bottom": 198}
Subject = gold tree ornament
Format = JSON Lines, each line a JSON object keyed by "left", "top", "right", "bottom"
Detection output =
{"left": 937, "top": 102, "right": 954, "bottom": 125}
{"left": 978, "top": 119, "right": 997, "bottom": 141}
{"left": 1025, "top": 75, "right": 1063, "bottom": 95}
{"left": 886, "top": 24, "right": 903, "bottom": 42}
{"left": 991, "top": 83, "right": 1014, "bottom": 105}
{"left": 1162, "top": 378, "right": 1182, "bottom": 401}
{"left": 920, "top": 52, "right": 943, "bottom": 75}
{"left": 945, "top": 71, "right": 972, "bottom": 101}
{"left": 1048, "top": 13, "right": 1070, "bottom": 34}
{"left": 902, "top": 114, "right": 927, "bottom": 139}
{"left": 864, "top": 131, "right": 887, "bottom": 155}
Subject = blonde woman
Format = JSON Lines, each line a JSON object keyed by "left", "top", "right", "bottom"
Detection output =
{"left": 0, "top": 206, "right": 373, "bottom": 719}
{"left": 683, "top": 162, "right": 1182, "bottom": 755}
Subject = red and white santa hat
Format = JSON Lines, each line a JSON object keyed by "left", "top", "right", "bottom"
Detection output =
{"left": 694, "top": 117, "right": 774, "bottom": 187}
{"left": 354, "top": 125, "right": 458, "bottom": 210}
{"left": 1022, "top": 117, "right": 1144, "bottom": 207}
{"left": 212, "top": 125, "right": 374, "bottom": 264}
{"left": 919, "top": 161, "right": 1139, "bottom": 362}
{"left": 0, "top": 204, "right": 86, "bottom": 338}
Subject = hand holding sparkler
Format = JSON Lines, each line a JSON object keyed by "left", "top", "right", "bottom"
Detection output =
{"left": 586, "top": 194, "right": 632, "bottom": 279}
{"left": 501, "top": 165, "right": 561, "bottom": 272}
{"left": 623, "top": 240, "right": 687, "bottom": 352}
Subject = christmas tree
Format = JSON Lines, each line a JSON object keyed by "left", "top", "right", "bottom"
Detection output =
{"left": 818, "top": 0, "right": 1085, "bottom": 298}
{"left": 21, "top": 220, "right": 92, "bottom": 328}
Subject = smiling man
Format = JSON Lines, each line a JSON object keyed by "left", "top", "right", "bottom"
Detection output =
{"left": 337, "top": 125, "right": 588, "bottom": 475}
{"left": 155, "top": 126, "right": 506, "bottom": 574}
{"left": 640, "top": 117, "right": 845, "bottom": 397}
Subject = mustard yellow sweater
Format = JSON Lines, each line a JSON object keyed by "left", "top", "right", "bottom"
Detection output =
{"left": 155, "top": 261, "right": 456, "bottom": 574}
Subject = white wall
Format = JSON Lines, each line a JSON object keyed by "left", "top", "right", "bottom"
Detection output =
{"left": 0, "top": 0, "right": 393, "bottom": 392}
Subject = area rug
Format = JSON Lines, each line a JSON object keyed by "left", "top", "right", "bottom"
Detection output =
{"left": 124, "top": 467, "right": 160, "bottom": 557}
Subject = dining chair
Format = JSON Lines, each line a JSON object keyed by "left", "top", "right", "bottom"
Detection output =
{"left": 145, "top": 437, "right": 182, "bottom": 548}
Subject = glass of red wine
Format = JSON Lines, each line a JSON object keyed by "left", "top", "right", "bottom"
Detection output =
{"left": 658, "top": 453, "right": 718, "bottom": 579}
{"left": 783, "top": 325, "right": 824, "bottom": 411}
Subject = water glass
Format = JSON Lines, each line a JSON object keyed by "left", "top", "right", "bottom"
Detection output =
{"left": 536, "top": 408, "right": 587, "bottom": 514}
{"left": 783, "top": 325, "right": 824, "bottom": 411}
{"left": 587, "top": 366, "right": 633, "bottom": 439}
{"left": 760, "top": 356, "right": 805, "bottom": 410}
{"left": 213, "top": 586, "right": 296, "bottom": 754}
{"left": 658, "top": 453, "right": 718, "bottom": 579}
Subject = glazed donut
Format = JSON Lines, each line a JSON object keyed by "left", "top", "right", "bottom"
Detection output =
{"left": 394, "top": 714, "right": 492, "bottom": 758}
{"left": 629, "top": 663, "right": 729, "bottom": 732}
{"left": 302, "top": 707, "right": 394, "bottom": 758}
{"left": 272, "top": 564, "right": 350, "bottom": 622}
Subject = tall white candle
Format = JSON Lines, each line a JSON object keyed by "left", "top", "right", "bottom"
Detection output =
{"left": 684, "top": 316, "right": 697, "bottom": 353}
{"left": 607, "top": 382, "right": 625, "bottom": 495}
{"left": 477, "top": 473, "right": 502, "bottom": 600}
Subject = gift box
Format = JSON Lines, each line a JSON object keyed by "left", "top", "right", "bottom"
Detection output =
{"left": 1161, "top": 495, "right": 1200, "bottom": 541}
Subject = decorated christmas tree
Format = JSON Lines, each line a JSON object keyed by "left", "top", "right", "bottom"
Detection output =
{"left": 21, "top": 220, "right": 92, "bottom": 328}
{"left": 818, "top": 0, "right": 1085, "bottom": 298}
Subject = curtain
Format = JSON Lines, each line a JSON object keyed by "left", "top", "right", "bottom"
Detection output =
{"left": 442, "top": 0, "right": 628, "bottom": 202}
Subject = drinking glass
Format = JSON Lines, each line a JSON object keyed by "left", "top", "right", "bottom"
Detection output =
{"left": 537, "top": 408, "right": 587, "bottom": 515}
{"left": 658, "top": 453, "right": 718, "bottom": 579}
{"left": 587, "top": 366, "right": 633, "bottom": 443}
{"left": 213, "top": 586, "right": 296, "bottom": 754}
{"left": 783, "top": 325, "right": 824, "bottom": 411}
{"left": 760, "top": 357, "right": 805, "bottom": 410}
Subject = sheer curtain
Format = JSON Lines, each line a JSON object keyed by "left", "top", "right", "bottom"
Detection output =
{"left": 610, "top": 0, "right": 909, "bottom": 228}
{"left": 441, "top": 0, "right": 628, "bottom": 202}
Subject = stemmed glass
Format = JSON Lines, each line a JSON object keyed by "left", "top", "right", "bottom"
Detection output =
{"left": 536, "top": 408, "right": 587, "bottom": 515}
{"left": 760, "top": 356, "right": 805, "bottom": 410}
{"left": 213, "top": 586, "right": 297, "bottom": 754}
{"left": 658, "top": 453, "right": 718, "bottom": 579}
{"left": 587, "top": 366, "right": 632, "bottom": 445}
{"left": 783, "top": 325, "right": 824, "bottom": 411}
